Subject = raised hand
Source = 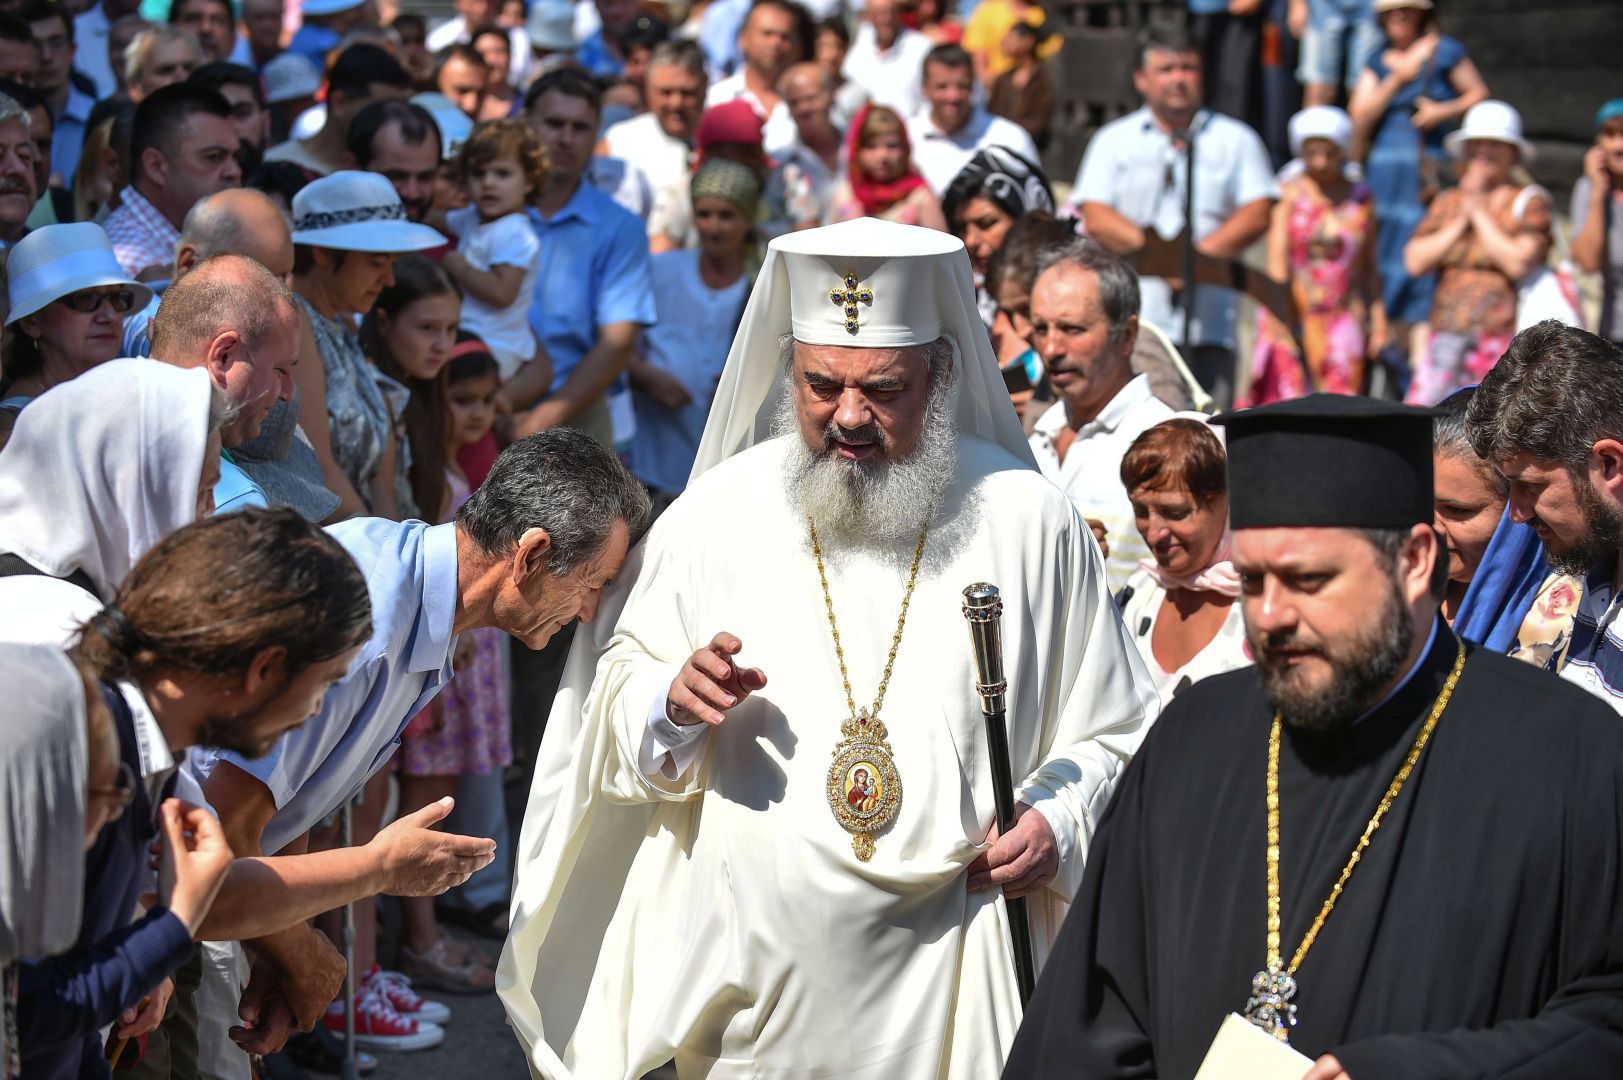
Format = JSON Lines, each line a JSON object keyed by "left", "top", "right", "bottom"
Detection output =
{"left": 667, "top": 632, "right": 768, "bottom": 727}
{"left": 158, "top": 799, "right": 235, "bottom": 937}
{"left": 372, "top": 796, "right": 498, "bottom": 896}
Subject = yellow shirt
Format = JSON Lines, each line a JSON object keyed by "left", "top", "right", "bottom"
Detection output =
{"left": 961, "top": 0, "right": 1061, "bottom": 80}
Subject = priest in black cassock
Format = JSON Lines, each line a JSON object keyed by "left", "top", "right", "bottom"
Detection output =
{"left": 1005, "top": 395, "right": 1623, "bottom": 1079}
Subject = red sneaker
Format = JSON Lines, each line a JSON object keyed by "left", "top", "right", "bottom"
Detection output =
{"left": 322, "top": 988, "right": 444, "bottom": 1051}
{"left": 365, "top": 966, "right": 451, "bottom": 1025}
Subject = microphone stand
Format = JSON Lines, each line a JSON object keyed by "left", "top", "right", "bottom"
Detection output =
{"left": 1174, "top": 123, "right": 1197, "bottom": 363}
{"left": 962, "top": 583, "right": 1036, "bottom": 1005}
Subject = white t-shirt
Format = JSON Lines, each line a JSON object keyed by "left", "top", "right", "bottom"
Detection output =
{"left": 603, "top": 113, "right": 693, "bottom": 241}
{"left": 446, "top": 206, "right": 542, "bottom": 379}
{"left": 841, "top": 24, "right": 933, "bottom": 119}
{"left": 906, "top": 106, "right": 1040, "bottom": 195}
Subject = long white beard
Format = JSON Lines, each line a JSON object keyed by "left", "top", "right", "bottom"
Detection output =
{"left": 775, "top": 375, "right": 958, "bottom": 553}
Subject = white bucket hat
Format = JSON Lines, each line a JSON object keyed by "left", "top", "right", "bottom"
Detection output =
{"left": 262, "top": 51, "right": 322, "bottom": 105}
{"left": 6, "top": 223, "right": 153, "bottom": 325}
{"left": 410, "top": 93, "right": 474, "bottom": 159}
{"left": 1288, "top": 105, "right": 1353, "bottom": 157}
{"left": 527, "top": 0, "right": 576, "bottom": 52}
{"left": 290, "top": 171, "right": 447, "bottom": 252}
{"left": 1445, "top": 99, "right": 1536, "bottom": 163}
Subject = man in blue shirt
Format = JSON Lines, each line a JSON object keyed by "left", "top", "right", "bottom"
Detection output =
{"left": 23, "top": 0, "right": 93, "bottom": 188}
{"left": 194, "top": 430, "right": 650, "bottom": 1055}
{"left": 501, "top": 68, "right": 655, "bottom": 448}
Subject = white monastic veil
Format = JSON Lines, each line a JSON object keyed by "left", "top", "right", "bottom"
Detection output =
{"left": 498, "top": 221, "right": 1037, "bottom": 1076}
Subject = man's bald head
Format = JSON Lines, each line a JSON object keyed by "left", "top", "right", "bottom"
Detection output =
{"left": 779, "top": 60, "right": 831, "bottom": 98}
{"left": 150, "top": 253, "right": 301, "bottom": 445}
{"left": 175, "top": 187, "right": 293, "bottom": 279}
{"left": 780, "top": 61, "right": 835, "bottom": 140}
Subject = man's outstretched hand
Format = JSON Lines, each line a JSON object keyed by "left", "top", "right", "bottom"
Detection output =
{"left": 667, "top": 632, "right": 768, "bottom": 727}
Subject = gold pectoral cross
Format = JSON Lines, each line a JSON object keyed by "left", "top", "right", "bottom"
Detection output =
{"left": 829, "top": 274, "right": 874, "bottom": 335}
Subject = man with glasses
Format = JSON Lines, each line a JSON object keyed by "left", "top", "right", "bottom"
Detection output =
{"left": 21, "top": 0, "right": 92, "bottom": 190}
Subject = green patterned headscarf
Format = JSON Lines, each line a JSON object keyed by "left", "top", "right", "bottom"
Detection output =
{"left": 690, "top": 158, "right": 764, "bottom": 220}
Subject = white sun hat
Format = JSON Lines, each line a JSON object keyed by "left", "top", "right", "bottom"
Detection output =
{"left": 1288, "top": 105, "right": 1353, "bottom": 157}
{"left": 289, "top": 171, "right": 447, "bottom": 252}
{"left": 261, "top": 51, "right": 322, "bottom": 105}
{"left": 1445, "top": 99, "right": 1536, "bottom": 163}
{"left": 6, "top": 222, "right": 153, "bottom": 325}
{"left": 527, "top": 0, "right": 576, "bottom": 52}
{"left": 411, "top": 92, "right": 474, "bottom": 159}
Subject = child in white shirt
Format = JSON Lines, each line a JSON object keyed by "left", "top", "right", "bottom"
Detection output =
{"left": 442, "top": 118, "right": 546, "bottom": 380}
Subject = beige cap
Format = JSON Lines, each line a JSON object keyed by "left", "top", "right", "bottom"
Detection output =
{"left": 1373, "top": 0, "right": 1434, "bottom": 12}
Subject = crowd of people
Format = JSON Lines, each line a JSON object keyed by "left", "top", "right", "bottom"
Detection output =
{"left": 0, "top": 0, "right": 1619, "bottom": 1075}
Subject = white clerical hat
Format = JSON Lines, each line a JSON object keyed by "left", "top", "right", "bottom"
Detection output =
{"left": 774, "top": 224, "right": 960, "bottom": 347}
{"left": 690, "top": 218, "right": 1035, "bottom": 482}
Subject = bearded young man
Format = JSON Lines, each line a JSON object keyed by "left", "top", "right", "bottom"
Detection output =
{"left": 499, "top": 218, "right": 1157, "bottom": 1078}
{"left": 1466, "top": 319, "right": 1623, "bottom": 708}
{"left": 1006, "top": 394, "right": 1623, "bottom": 1079}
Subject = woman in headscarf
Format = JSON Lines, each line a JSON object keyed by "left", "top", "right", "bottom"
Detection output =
{"left": 1116, "top": 416, "right": 1249, "bottom": 701}
{"left": 830, "top": 104, "right": 947, "bottom": 231}
{"left": 942, "top": 146, "right": 1056, "bottom": 278}
{"left": 1431, "top": 387, "right": 1514, "bottom": 626}
{"left": 1245, "top": 105, "right": 1386, "bottom": 403}
{"left": 0, "top": 358, "right": 228, "bottom": 647}
{"left": 0, "top": 644, "right": 121, "bottom": 1079}
{"left": 632, "top": 157, "right": 765, "bottom": 507}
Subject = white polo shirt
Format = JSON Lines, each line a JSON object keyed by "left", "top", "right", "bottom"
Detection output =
{"left": 1029, "top": 374, "right": 1174, "bottom": 594}
{"left": 906, "top": 106, "right": 1040, "bottom": 195}
{"left": 1071, "top": 107, "right": 1277, "bottom": 349}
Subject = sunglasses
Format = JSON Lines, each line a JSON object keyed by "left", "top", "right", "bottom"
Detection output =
{"left": 58, "top": 288, "right": 138, "bottom": 315}
{"left": 89, "top": 761, "right": 137, "bottom": 824}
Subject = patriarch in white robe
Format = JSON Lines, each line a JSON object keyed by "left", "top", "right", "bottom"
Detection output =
{"left": 499, "top": 219, "right": 1159, "bottom": 1079}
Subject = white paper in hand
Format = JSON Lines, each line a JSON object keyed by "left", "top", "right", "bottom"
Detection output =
{"left": 1193, "top": 1014, "right": 1315, "bottom": 1080}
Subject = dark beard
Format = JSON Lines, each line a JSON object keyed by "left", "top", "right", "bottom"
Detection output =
{"left": 1249, "top": 578, "right": 1416, "bottom": 734}
{"left": 1541, "top": 477, "right": 1623, "bottom": 578}
{"left": 195, "top": 673, "right": 295, "bottom": 759}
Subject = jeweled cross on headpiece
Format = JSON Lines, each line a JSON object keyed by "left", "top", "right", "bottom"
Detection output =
{"left": 829, "top": 273, "right": 874, "bottom": 335}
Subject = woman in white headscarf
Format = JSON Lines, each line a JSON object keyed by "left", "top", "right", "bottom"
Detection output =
{"left": 0, "top": 358, "right": 227, "bottom": 647}
{"left": 0, "top": 643, "right": 122, "bottom": 1078}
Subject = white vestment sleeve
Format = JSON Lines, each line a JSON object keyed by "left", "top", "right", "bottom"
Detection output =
{"left": 635, "top": 663, "right": 711, "bottom": 779}
{"left": 1010, "top": 503, "right": 1160, "bottom": 903}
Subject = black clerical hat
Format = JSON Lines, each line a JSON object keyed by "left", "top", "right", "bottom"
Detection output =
{"left": 1212, "top": 394, "right": 1437, "bottom": 529}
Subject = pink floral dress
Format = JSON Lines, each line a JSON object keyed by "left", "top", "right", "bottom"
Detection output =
{"left": 400, "top": 469, "right": 512, "bottom": 777}
{"left": 1245, "top": 178, "right": 1377, "bottom": 404}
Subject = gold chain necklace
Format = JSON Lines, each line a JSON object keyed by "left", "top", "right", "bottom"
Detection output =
{"left": 1243, "top": 638, "right": 1466, "bottom": 1043}
{"left": 810, "top": 516, "right": 928, "bottom": 861}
